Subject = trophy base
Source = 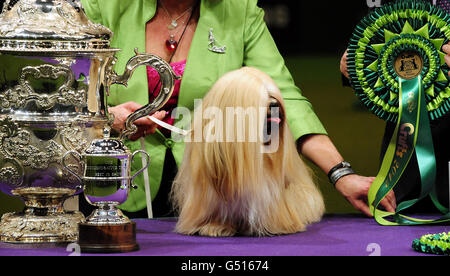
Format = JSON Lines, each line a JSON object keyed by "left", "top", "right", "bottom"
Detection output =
{"left": 78, "top": 222, "right": 139, "bottom": 253}
{"left": 0, "top": 188, "right": 84, "bottom": 243}
{"left": 0, "top": 211, "right": 85, "bottom": 243}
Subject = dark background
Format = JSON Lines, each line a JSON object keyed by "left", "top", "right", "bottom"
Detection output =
{"left": 0, "top": 1, "right": 386, "bottom": 215}
{"left": 0, "top": 0, "right": 370, "bottom": 55}
{"left": 259, "top": 0, "right": 369, "bottom": 55}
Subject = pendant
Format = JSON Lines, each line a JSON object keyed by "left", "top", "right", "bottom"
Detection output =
{"left": 168, "top": 20, "right": 178, "bottom": 30}
{"left": 165, "top": 35, "right": 178, "bottom": 52}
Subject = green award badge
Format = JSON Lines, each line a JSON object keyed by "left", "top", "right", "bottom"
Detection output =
{"left": 347, "top": 0, "right": 450, "bottom": 225}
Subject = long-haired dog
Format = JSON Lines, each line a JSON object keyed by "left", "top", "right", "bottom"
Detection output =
{"left": 171, "top": 67, "right": 324, "bottom": 237}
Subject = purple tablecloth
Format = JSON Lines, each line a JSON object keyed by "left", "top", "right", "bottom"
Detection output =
{"left": 0, "top": 214, "right": 448, "bottom": 256}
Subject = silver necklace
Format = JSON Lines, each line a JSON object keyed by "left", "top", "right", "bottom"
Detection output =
{"left": 160, "top": 0, "right": 194, "bottom": 30}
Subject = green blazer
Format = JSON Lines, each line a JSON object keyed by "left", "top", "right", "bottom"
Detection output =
{"left": 80, "top": 0, "right": 327, "bottom": 212}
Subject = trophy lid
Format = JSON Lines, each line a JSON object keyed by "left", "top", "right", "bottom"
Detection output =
{"left": 84, "top": 138, "right": 129, "bottom": 155}
{"left": 84, "top": 128, "right": 130, "bottom": 155}
{"left": 0, "top": 0, "right": 115, "bottom": 52}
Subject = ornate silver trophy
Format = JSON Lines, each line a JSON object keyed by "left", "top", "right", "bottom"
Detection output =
{"left": 0, "top": 0, "right": 176, "bottom": 243}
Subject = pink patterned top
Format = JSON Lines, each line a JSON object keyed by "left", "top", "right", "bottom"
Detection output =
{"left": 147, "top": 59, "right": 186, "bottom": 137}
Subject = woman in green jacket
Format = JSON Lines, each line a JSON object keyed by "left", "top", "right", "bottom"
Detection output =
{"left": 79, "top": 0, "right": 396, "bottom": 218}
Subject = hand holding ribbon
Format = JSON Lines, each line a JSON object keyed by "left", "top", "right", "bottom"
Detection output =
{"left": 347, "top": 0, "right": 450, "bottom": 225}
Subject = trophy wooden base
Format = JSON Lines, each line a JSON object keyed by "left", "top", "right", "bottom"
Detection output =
{"left": 78, "top": 222, "right": 139, "bottom": 253}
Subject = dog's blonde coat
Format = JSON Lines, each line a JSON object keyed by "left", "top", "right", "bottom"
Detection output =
{"left": 171, "top": 67, "right": 324, "bottom": 237}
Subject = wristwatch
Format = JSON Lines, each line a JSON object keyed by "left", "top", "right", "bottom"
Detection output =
{"left": 327, "top": 161, "right": 356, "bottom": 186}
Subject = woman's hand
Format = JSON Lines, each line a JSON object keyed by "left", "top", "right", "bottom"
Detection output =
{"left": 340, "top": 49, "right": 349, "bottom": 79}
{"left": 297, "top": 134, "right": 397, "bottom": 217}
{"left": 335, "top": 175, "right": 397, "bottom": 217}
{"left": 442, "top": 43, "right": 450, "bottom": 76}
{"left": 109, "top": 101, "right": 167, "bottom": 141}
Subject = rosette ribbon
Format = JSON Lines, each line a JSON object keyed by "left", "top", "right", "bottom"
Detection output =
{"left": 412, "top": 232, "right": 450, "bottom": 255}
{"left": 347, "top": 0, "right": 450, "bottom": 225}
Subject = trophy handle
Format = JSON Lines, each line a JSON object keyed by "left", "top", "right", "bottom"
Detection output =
{"left": 107, "top": 48, "right": 179, "bottom": 140}
{"left": 62, "top": 150, "right": 84, "bottom": 190}
{"left": 130, "top": 150, "right": 150, "bottom": 189}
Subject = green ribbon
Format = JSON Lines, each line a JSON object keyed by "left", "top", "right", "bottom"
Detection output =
{"left": 368, "top": 75, "right": 450, "bottom": 225}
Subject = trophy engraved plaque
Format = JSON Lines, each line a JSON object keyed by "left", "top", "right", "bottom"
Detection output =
{"left": 0, "top": 0, "right": 177, "bottom": 243}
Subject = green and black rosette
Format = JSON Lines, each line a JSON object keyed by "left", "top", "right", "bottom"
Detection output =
{"left": 413, "top": 232, "right": 450, "bottom": 255}
{"left": 347, "top": 0, "right": 450, "bottom": 225}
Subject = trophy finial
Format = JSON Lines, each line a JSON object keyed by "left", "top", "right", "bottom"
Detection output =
{"left": 103, "top": 126, "right": 111, "bottom": 139}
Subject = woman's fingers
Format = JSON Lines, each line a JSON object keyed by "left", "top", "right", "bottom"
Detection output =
{"left": 340, "top": 49, "right": 349, "bottom": 79}
{"left": 367, "top": 177, "right": 397, "bottom": 213}
{"left": 442, "top": 43, "right": 450, "bottom": 54}
{"left": 443, "top": 43, "right": 450, "bottom": 76}
{"left": 111, "top": 106, "right": 168, "bottom": 141}
{"left": 108, "top": 102, "right": 144, "bottom": 132}
{"left": 128, "top": 111, "right": 168, "bottom": 141}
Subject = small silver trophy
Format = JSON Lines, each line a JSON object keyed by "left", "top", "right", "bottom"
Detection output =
{"left": 63, "top": 127, "right": 149, "bottom": 224}
{"left": 63, "top": 125, "right": 149, "bottom": 253}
